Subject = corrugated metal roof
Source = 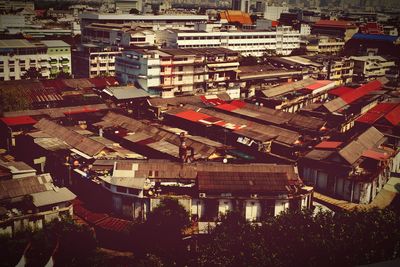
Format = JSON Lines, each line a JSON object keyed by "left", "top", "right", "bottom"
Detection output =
{"left": 167, "top": 105, "right": 300, "bottom": 145}
{"left": 385, "top": 105, "right": 400, "bottom": 126}
{"left": 198, "top": 170, "right": 302, "bottom": 193}
{"left": 96, "top": 112, "right": 223, "bottom": 160}
{"left": 338, "top": 127, "right": 385, "bottom": 165}
{"left": 104, "top": 86, "right": 149, "bottom": 100}
{"left": 315, "top": 141, "right": 343, "bottom": 149}
{"left": 0, "top": 174, "right": 53, "bottom": 200}
{"left": 0, "top": 116, "right": 37, "bottom": 126}
{"left": 356, "top": 103, "right": 398, "bottom": 124}
{"left": 34, "top": 119, "right": 105, "bottom": 156}
{"left": 323, "top": 80, "right": 382, "bottom": 113}
{"left": 328, "top": 86, "right": 353, "bottom": 96}
{"left": 261, "top": 78, "right": 316, "bottom": 98}
{"left": 352, "top": 33, "right": 399, "bottom": 43}
{"left": 31, "top": 187, "right": 76, "bottom": 207}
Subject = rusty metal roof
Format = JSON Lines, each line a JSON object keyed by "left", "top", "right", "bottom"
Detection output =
{"left": 197, "top": 171, "right": 301, "bottom": 193}
{"left": 34, "top": 118, "right": 105, "bottom": 157}
{"left": 95, "top": 112, "right": 224, "bottom": 160}
{"left": 167, "top": 105, "right": 300, "bottom": 145}
{"left": 0, "top": 173, "right": 53, "bottom": 200}
{"left": 338, "top": 127, "right": 385, "bottom": 165}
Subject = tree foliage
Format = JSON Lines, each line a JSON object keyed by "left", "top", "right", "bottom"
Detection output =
{"left": 0, "top": 87, "right": 31, "bottom": 114}
{"left": 193, "top": 208, "right": 400, "bottom": 267}
{"left": 0, "top": 218, "right": 97, "bottom": 267}
{"left": 22, "top": 67, "right": 42, "bottom": 80}
{"left": 130, "top": 198, "right": 190, "bottom": 266}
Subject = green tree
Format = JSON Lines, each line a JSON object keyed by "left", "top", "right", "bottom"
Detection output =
{"left": 0, "top": 87, "right": 31, "bottom": 114}
{"left": 54, "top": 71, "right": 72, "bottom": 80}
{"left": 22, "top": 67, "right": 42, "bottom": 80}
{"left": 130, "top": 198, "right": 190, "bottom": 266}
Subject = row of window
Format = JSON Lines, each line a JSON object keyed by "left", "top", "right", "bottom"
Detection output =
{"left": 178, "top": 35, "right": 279, "bottom": 40}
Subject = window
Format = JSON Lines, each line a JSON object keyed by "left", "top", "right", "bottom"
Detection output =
{"left": 10, "top": 67, "right": 14, "bottom": 72}
{"left": 128, "top": 188, "right": 139, "bottom": 195}
{"left": 161, "top": 66, "right": 165, "bottom": 72}
{"left": 117, "top": 186, "right": 127, "bottom": 193}
{"left": 178, "top": 66, "right": 183, "bottom": 71}
{"left": 178, "top": 75, "right": 183, "bottom": 81}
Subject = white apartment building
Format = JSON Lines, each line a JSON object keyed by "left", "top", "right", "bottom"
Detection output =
{"left": 0, "top": 39, "right": 71, "bottom": 81}
{"left": 72, "top": 44, "right": 122, "bottom": 78}
{"left": 81, "top": 23, "right": 155, "bottom": 47}
{"left": 157, "top": 25, "right": 300, "bottom": 57}
{"left": 79, "top": 13, "right": 208, "bottom": 31}
{"left": 351, "top": 55, "right": 396, "bottom": 82}
{"left": 115, "top": 0, "right": 143, "bottom": 13}
{"left": 305, "top": 36, "right": 345, "bottom": 55}
{"left": 264, "top": 4, "right": 289, "bottom": 21}
{"left": 116, "top": 47, "right": 240, "bottom": 98}
{"left": 116, "top": 49, "right": 161, "bottom": 94}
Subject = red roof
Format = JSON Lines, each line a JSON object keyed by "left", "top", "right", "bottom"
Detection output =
{"left": 63, "top": 106, "right": 100, "bottom": 115}
{"left": 356, "top": 103, "right": 398, "bottom": 124}
{"left": 385, "top": 105, "right": 400, "bottom": 126}
{"left": 95, "top": 217, "right": 131, "bottom": 233}
{"left": 230, "top": 100, "right": 247, "bottom": 108}
{"left": 340, "top": 80, "right": 382, "bottom": 104}
{"left": 362, "top": 149, "right": 390, "bottom": 161}
{"left": 328, "top": 86, "right": 354, "bottom": 96}
{"left": 174, "top": 110, "right": 211, "bottom": 122}
{"left": 305, "top": 80, "right": 333, "bottom": 91}
{"left": 315, "top": 141, "right": 343, "bottom": 149}
{"left": 216, "top": 103, "right": 240, "bottom": 112}
{"left": 0, "top": 116, "right": 37, "bottom": 126}
{"left": 200, "top": 95, "right": 226, "bottom": 106}
{"left": 314, "top": 20, "right": 357, "bottom": 29}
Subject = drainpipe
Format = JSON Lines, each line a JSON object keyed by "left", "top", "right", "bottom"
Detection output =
{"left": 350, "top": 181, "right": 355, "bottom": 203}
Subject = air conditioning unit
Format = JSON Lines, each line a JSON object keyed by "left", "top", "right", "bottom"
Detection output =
{"left": 250, "top": 194, "right": 258, "bottom": 199}
{"left": 199, "top": 193, "right": 206, "bottom": 198}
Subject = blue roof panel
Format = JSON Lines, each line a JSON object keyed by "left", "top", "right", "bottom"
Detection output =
{"left": 352, "top": 33, "right": 399, "bottom": 43}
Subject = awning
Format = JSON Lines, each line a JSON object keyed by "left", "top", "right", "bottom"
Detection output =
{"left": 70, "top": 148, "right": 93, "bottom": 159}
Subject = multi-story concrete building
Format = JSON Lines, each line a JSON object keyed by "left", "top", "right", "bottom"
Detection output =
{"left": 351, "top": 55, "right": 396, "bottom": 82}
{"left": 72, "top": 44, "right": 122, "bottom": 78}
{"left": 157, "top": 25, "right": 300, "bottom": 56}
{"left": 0, "top": 39, "right": 71, "bottom": 81}
{"left": 79, "top": 13, "right": 208, "bottom": 31}
{"left": 305, "top": 35, "right": 345, "bottom": 55}
{"left": 311, "top": 20, "right": 358, "bottom": 42}
{"left": 0, "top": 173, "right": 76, "bottom": 236}
{"left": 81, "top": 23, "right": 155, "bottom": 47}
{"left": 115, "top": 0, "right": 143, "bottom": 13}
{"left": 79, "top": 160, "right": 313, "bottom": 225}
{"left": 264, "top": 4, "right": 289, "bottom": 21}
{"left": 115, "top": 47, "right": 240, "bottom": 98}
